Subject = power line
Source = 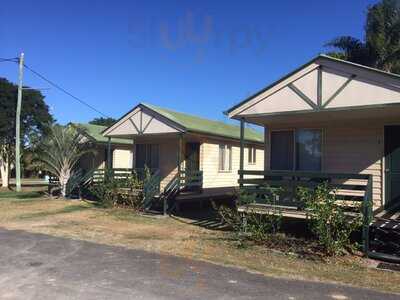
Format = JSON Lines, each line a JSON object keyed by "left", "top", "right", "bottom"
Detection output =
{"left": 23, "top": 63, "right": 110, "bottom": 118}
{"left": 0, "top": 57, "right": 18, "bottom": 63}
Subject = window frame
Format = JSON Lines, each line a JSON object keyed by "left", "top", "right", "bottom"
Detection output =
{"left": 269, "top": 128, "right": 323, "bottom": 172}
{"left": 248, "top": 146, "right": 257, "bottom": 165}
{"left": 135, "top": 143, "right": 160, "bottom": 169}
{"left": 218, "top": 144, "right": 232, "bottom": 172}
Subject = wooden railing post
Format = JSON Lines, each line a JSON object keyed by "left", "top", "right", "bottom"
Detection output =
{"left": 177, "top": 134, "right": 183, "bottom": 190}
{"left": 107, "top": 137, "right": 112, "bottom": 170}
{"left": 362, "top": 175, "right": 373, "bottom": 255}
{"left": 239, "top": 118, "right": 245, "bottom": 189}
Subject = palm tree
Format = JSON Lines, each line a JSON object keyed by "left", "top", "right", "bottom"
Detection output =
{"left": 36, "top": 125, "right": 95, "bottom": 198}
{"left": 326, "top": 0, "right": 400, "bottom": 73}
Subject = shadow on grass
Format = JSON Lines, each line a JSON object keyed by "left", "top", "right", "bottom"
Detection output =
{"left": 171, "top": 208, "right": 231, "bottom": 231}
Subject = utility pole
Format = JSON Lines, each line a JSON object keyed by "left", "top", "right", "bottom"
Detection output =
{"left": 15, "top": 53, "right": 24, "bottom": 192}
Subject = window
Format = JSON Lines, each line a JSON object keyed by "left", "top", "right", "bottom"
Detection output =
{"left": 270, "top": 129, "right": 322, "bottom": 171}
{"left": 135, "top": 144, "right": 159, "bottom": 169}
{"left": 296, "top": 129, "right": 322, "bottom": 171}
{"left": 248, "top": 146, "right": 256, "bottom": 164}
{"left": 219, "top": 144, "right": 232, "bottom": 171}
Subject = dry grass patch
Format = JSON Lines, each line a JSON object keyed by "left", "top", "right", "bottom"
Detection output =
{"left": 0, "top": 193, "right": 399, "bottom": 294}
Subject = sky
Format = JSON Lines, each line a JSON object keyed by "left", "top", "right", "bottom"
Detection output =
{"left": 0, "top": 0, "right": 378, "bottom": 126}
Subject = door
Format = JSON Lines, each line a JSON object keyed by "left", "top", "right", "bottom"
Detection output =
{"left": 184, "top": 143, "right": 200, "bottom": 191}
{"left": 270, "top": 130, "right": 294, "bottom": 170}
{"left": 185, "top": 143, "right": 200, "bottom": 173}
{"left": 385, "top": 126, "right": 400, "bottom": 207}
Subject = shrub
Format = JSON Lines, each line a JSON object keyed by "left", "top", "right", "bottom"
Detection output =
{"left": 215, "top": 187, "right": 283, "bottom": 243}
{"left": 88, "top": 171, "right": 145, "bottom": 209}
{"left": 297, "top": 183, "right": 362, "bottom": 256}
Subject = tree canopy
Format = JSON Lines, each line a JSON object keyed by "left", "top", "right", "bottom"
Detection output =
{"left": 325, "top": 0, "right": 400, "bottom": 73}
{"left": 0, "top": 77, "right": 54, "bottom": 147}
{"left": 0, "top": 77, "right": 54, "bottom": 187}
{"left": 89, "top": 117, "right": 117, "bottom": 127}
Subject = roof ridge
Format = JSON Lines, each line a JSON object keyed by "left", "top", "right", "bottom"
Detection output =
{"left": 141, "top": 102, "right": 260, "bottom": 133}
{"left": 226, "top": 53, "right": 400, "bottom": 115}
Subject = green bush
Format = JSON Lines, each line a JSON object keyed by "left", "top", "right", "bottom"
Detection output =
{"left": 297, "top": 183, "right": 362, "bottom": 256}
{"left": 215, "top": 187, "right": 283, "bottom": 243}
{"left": 88, "top": 170, "right": 145, "bottom": 209}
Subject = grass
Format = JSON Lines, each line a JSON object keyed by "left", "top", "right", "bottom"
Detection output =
{"left": 0, "top": 190, "right": 44, "bottom": 200}
{"left": 0, "top": 190, "right": 399, "bottom": 294}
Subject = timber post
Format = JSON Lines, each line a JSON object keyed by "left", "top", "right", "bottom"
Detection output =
{"left": 177, "top": 134, "right": 183, "bottom": 190}
{"left": 239, "top": 118, "right": 245, "bottom": 189}
{"left": 106, "top": 137, "right": 112, "bottom": 181}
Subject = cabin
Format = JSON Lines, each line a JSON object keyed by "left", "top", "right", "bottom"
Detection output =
{"left": 71, "top": 123, "right": 133, "bottom": 172}
{"left": 225, "top": 54, "right": 400, "bottom": 258}
{"left": 102, "top": 103, "right": 264, "bottom": 210}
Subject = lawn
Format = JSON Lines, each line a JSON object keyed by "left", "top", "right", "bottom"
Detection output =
{"left": 0, "top": 189, "right": 399, "bottom": 294}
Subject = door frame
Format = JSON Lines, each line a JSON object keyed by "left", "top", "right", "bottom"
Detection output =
{"left": 384, "top": 125, "right": 400, "bottom": 208}
{"left": 184, "top": 142, "right": 200, "bottom": 172}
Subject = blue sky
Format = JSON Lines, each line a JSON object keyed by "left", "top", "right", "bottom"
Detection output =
{"left": 1, "top": 0, "right": 377, "bottom": 125}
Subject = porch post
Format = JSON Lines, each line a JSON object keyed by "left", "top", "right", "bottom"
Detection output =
{"left": 239, "top": 118, "right": 245, "bottom": 189}
{"left": 131, "top": 137, "right": 135, "bottom": 172}
{"left": 107, "top": 137, "right": 112, "bottom": 170}
{"left": 177, "top": 134, "right": 183, "bottom": 190}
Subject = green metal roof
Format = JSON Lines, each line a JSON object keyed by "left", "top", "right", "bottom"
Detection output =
{"left": 72, "top": 123, "right": 132, "bottom": 145}
{"left": 142, "top": 103, "right": 264, "bottom": 143}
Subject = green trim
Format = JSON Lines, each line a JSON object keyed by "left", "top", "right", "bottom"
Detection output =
{"left": 129, "top": 118, "right": 141, "bottom": 134}
{"left": 231, "top": 102, "right": 400, "bottom": 124}
{"left": 322, "top": 75, "right": 356, "bottom": 108}
{"left": 287, "top": 83, "right": 318, "bottom": 110}
{"left": 226, "top": 54, "right": 400, "bottom": 116}
{"left": 317, "top": 66, "right": 322, "bottom": 107}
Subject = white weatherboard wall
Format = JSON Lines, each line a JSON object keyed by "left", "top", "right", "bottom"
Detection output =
{"left": 201, "top": 138, "right": 264, "bottom": 189}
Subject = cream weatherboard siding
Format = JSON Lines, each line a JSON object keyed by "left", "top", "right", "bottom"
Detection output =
{"left": 132, "top": 136, "right": 180, "bottom": 192}
{"left": 159, "top": 138, "right": 179, "bottom": 191}
{"left": 112, "top": 148, "right": 133, "bottom": 169}
{"left": 264, "top": 119, "right": 389, "bottom": 209}
{"left": 200, "top": 139, "right": 264, "bottom": 189}
{"left": 79, "top": 145, "right": 106, "bottom": 171}
{"left": 133, "top": 135, "right": 263, "bottom": 192}
{"left": 79, "top": 144, "right": 133, "bottom": 171}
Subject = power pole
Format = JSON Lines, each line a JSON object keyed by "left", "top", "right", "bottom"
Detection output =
{"left": 15, "top": 52, "right": 24, "bottom": 192}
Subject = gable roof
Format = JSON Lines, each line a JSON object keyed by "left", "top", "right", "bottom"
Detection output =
{"left": 225, "top": 54, "right": 400, "bottom": 118}
{"left": 103, "top": 103, "right": 264, "bottom": 143}
{"left": 71, "top": 123, "right": 132, "bottom": 145}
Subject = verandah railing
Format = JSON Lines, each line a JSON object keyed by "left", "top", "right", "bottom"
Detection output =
{"left": 89, "top": 168, "right": 204, "bottom": 214}
{"left": 238, "top": 170, "right": 374, "bottom": 254}
{"left": 179, "top": 170, "right": 203, "bottom": 191}
{"left": 92, "top": 168, "right": 159, "bottom": 183}
{"left": 91, "top": 167, "right": 162, "bottom": 212}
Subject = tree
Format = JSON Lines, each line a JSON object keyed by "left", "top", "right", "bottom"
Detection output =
{"left": 36, "top": 125, "right": 95, "bottom": 198}
{"left": 0, "top": 78, "right": 54, "bottom": 188}
{"left": 89, "top": 117, "right": 117, "bottom": 127}
{"left": 325, "top": 0, "right": 400, "bottom": 73}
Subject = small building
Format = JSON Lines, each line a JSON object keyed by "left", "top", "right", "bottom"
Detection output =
{"left": 226, "top": 54, "right": 400, "bottom": 212}
{"left": 71, "top": 123, "right": 133, "bottom": 172}
{"left": 102, "top": 103, "right": 264, "bottom": 201}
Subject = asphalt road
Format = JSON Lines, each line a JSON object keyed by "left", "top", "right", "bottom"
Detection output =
{"left": 0, "top": 228, "right": 398, "bottom": 300}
